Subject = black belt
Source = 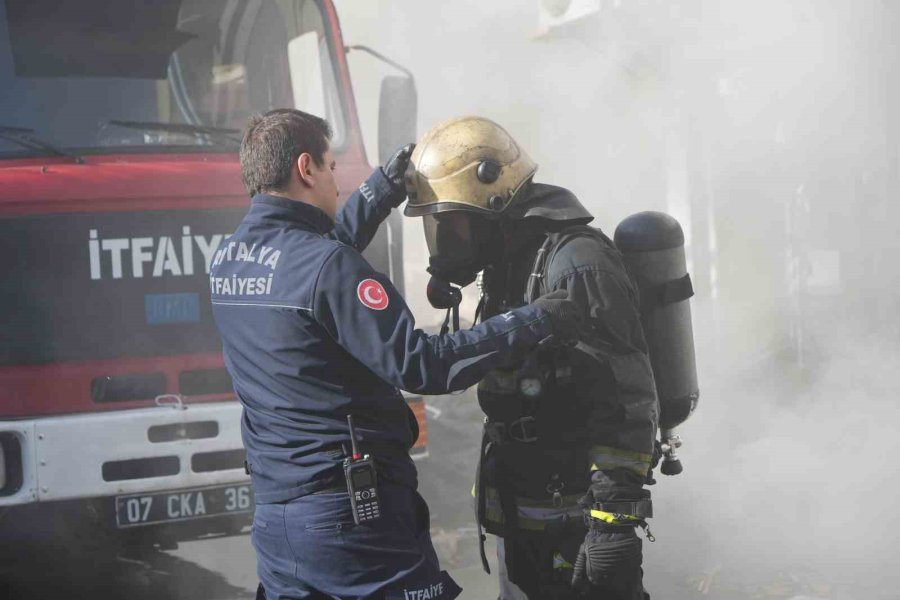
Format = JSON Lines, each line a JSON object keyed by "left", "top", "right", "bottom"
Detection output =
{"left": 311, "top": 482, "right": 348, "bottom": 495}
{"left": 311, "top": 440, "right": 408, "bottom": 495}
{"left": 321, "top": 439, "right": 409, "bottom": 458}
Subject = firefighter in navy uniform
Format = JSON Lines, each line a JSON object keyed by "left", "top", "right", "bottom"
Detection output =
{"left": 210, "top": 109, "right": 585, "bottom": 600}
{"left": 404, "top": 116, "right": 659, "bottom": 600}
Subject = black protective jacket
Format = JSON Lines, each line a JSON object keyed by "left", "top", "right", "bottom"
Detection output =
{"left": 477, "top": 185, "right": 658, "bottom": 533}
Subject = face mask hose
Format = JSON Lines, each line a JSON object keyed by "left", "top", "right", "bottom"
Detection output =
{"left": 426, "top": 275, "right": 462, "bottom": 334}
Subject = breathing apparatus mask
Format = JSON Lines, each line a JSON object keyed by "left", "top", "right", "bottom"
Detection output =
{"left": 423, "top": 211, "right": 500, "bottom": 333}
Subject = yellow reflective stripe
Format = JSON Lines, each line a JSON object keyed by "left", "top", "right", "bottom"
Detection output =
{"left": 589, "top": 509, "right": 641, "bottom": 526}
{"left": 553, "top": 553, "right": 573, "bottom": 570}
{"left": 588, "top": 445, "right": 652, "bottom": 476}
{"left": 589, "top": 445, "right": 653, "bottom": 463}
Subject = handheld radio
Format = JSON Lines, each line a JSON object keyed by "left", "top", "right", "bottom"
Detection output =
{"left": 344, "top": 415, "right": 381, "bottom": 524}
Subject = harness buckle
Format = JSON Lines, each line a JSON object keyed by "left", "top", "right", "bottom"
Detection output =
{"left": 546, "top": 475, "right": 565, "bottom": 508}
{"left": 508, "top": 416, "right": 538, "bottom": 443}
{"left": 484, "top": 417, "right": 538, "bottom": 444}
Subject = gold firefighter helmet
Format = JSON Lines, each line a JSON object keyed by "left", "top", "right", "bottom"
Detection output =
{"left": 403, "top": 116, "right": 538, "bottom": 217}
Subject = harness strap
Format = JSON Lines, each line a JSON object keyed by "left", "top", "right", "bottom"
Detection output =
{"left": 640, "top": 273, "right": 694, "bottom": 313}
{"left": 595, "top": 499, "right": 653, "bottom": 519}
{"left": 588, "top": 509, "right": 656, "bottom": 542}
{"left": 527, "top": 224, "right": 635, "bottom": 304}
{"left": 525, "top": 237, "right": 555, "bottom": 303}
{"left": 475, "top": 426, "right": 491, "bottom": 574}
{"left": 473, "top": 293, "right": 485, "bottom": 326}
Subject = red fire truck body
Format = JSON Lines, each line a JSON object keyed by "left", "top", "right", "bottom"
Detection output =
{"left": 0, "top": 0, "right": 424, "bottom": 543}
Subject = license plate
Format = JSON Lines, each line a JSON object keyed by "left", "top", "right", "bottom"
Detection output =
{"left": 115, "top": 484, "right": 254, "bottom": 528}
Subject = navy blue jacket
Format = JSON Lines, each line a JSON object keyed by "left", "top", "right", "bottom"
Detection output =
{"left": 210, "top": 169, "right": 554, "bottom": 504}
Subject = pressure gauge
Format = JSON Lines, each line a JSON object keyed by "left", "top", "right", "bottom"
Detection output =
{"left": 519, "top": 377, "right": 543, "bottom": 398}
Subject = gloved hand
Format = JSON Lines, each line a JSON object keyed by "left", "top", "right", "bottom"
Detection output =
{"left": 571, "top": 526, "right": 643, "bottom": 593}
{"left": 645, "top": 440, "right": 663, "bottom": 485}
{"left": 531, "top": 289, "right": 584, "bottom": 344}
{"left": 381, "top": 143, "right": 416, "bottom": 204}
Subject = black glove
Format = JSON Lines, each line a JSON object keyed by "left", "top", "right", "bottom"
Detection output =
{"left": 531, "top": 289, "right": 584, "bottom": 344}
{"left": 645, "top": 440, "right": 663, "bottom": 485}
{"left": 571, "top": 526, "right": 643, "bottom": 592}
{"left": 381, "top": 143, "right": 416, "bottom": 204}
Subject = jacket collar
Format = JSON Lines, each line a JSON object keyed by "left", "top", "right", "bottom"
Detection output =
{"left": 248, "top": 193, "right": 334, "bottom": 234}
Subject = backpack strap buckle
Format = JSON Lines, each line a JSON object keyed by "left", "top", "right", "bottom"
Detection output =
{"left": 484, "top": 416, "right": 538, "bottom": 444}
{"left": 508, "top": 416, "right": 538, "bottom": 443}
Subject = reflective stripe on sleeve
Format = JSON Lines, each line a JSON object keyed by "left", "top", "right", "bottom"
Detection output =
{"left": 588, "top": 445, "right": 653, "bottom": 476}
{"left": 589, "top": 509, "right": 642, "bottom": 526}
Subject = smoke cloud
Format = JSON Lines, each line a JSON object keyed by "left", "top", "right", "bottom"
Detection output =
{"left": 339, "top": 0, "right": 900, "bottom": 596}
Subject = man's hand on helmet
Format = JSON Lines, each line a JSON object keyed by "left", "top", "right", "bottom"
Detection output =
{"left": 381, "top": 143, "right": 416, "bottom": 205}
{"left": 531, "top": 289, "right": 584, "bottom": 344}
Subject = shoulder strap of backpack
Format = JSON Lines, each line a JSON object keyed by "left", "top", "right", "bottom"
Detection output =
{"left": 524, "top": 224, "right": 600, "bottom": 303}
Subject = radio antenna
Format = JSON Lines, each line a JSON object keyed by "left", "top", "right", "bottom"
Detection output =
{"left": 347, "top": 415, "right": 361, "bottom": 460}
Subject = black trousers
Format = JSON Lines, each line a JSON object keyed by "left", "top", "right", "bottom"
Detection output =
{"left": 496, "top": 532, "right": 649, "bottom": 600}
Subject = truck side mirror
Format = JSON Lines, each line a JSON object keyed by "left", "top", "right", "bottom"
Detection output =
{"left": 378, "top": 75, "right": 417, "bottom": 165}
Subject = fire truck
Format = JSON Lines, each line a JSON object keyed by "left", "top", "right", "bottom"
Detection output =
{"left": 0, "top": 0, "right": 424, "bottom": 547}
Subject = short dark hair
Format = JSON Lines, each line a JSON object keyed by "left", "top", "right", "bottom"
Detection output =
{"left": 239, "top": 109, "right": 333, "bottom": 197}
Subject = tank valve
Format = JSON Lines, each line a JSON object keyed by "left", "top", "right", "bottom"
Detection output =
{"left": 660, "top": 430, "right": 683, "bottom": 476}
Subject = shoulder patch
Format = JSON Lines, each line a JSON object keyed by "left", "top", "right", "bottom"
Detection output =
{"left": 357, "top": 278, "right": 389, "bottom": 310}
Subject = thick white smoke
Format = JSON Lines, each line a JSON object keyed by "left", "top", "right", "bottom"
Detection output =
{"left": 338, "top": 0, "right": 900, "bottom": 597}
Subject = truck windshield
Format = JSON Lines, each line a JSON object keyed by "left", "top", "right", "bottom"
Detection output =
{"left": 0, "top": 0, "right": 346, "bottom": 156}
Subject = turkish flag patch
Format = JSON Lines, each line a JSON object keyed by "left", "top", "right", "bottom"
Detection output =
{"left": 357, "top": 278, "right": 389, "bottom": 310}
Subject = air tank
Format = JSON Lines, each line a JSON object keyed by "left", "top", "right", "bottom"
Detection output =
{"left": 615, "top": 212, "right": 699, "bottom": 475}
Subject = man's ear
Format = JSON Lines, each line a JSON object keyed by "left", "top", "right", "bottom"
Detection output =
{"left": 297, "top": 153, "right": 315, "bottom": 188}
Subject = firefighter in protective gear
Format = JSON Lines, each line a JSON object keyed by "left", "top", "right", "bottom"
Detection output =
{"left": 405, "top": 116, "right": 659, "bottom": 600}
